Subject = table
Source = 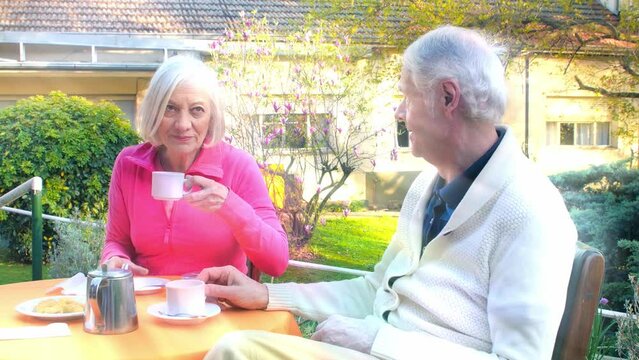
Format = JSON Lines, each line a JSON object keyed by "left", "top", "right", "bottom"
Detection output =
{"left": 0, "top": 278, "right": 301, "bottom": 359}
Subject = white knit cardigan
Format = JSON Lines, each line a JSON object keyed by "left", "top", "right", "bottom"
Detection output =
{"left": 267, "top": 126, "right": 577, "bottom": 360}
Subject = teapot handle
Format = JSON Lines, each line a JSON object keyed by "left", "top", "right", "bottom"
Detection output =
{"left": 88, "top": 276, "right": 105, "bottom": 329}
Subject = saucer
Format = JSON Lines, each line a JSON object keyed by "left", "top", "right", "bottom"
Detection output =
{"left": 147, "top": 302, "right": 220, "bottom": 325}
{"left": 15, "top": 296, "right": 85, "bottom": 321}
{"left": 134, "top": 277, "right": 168, "bottom": 295}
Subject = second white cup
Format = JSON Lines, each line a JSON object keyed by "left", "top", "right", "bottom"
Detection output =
{"left": 152, "top": 171, "right": 188, "bottom": 200}
{"left": 165, "top": 279, "right": 206, "bottom": 316}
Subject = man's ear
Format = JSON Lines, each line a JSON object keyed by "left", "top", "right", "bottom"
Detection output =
{"left": 441, "top": 80, "right": 460, "bottom": 110}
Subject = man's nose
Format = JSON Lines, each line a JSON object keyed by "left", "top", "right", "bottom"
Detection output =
{"left": 395, "top": 100, "right": 406, "bottom": 122}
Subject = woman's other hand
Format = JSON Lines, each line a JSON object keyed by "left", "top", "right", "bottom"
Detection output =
{"left": 103, "top": 256, "right": 149, "bottom": 276}
{"left": 183, "top": 175, "right": 229, "bottom": 212}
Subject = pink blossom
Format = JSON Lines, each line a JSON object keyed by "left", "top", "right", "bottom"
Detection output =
{"left": 275, "top": 127, "right": 284, "bottom": 136}
{"left": 284, "top": 102, "right": 293, "bottom": 114}
{"left": 210, "top": 39, "right": 222, "bottom": 51}
{"left": 342, "top": 208, "right": 351, "bottom": 217}
{"left": 599, "top": 297, "right": 609, "bottom": 306}
{"left": 272, "top": 101, "right": 280, "bottom": 113}
{"left": 337, "top": 127, "right": 343, "bottom": 133}
{"left": 320, "top": 218, "right": 327, "bottom": 226}
{"left": 294, "top": 64, "right": 301, "bottom": 74}
{"left": 390, "top": 148, "right": 398, "bottom": 161}
{"left": 309, "top": 126, "right": 317, "bottom": 134}
{"left": 257, "top": 162, "right": 267, "bottom": 169}
{"left": 224, "top": 30, "right": 234, "bottom": 40}
{"left": 316, "top": 186, "right": 321, "bottom": 194}
{"left": 304, "top": 224, "right": 313, "bottom": 234}
{"left": 243, "top": 30, "right": 251, "bottom": 41}
{"left": 334, "top": 39, "right": 341, "bottom": 47}
{"left": 295, "top": 176, "right": 303, "bottom": 184}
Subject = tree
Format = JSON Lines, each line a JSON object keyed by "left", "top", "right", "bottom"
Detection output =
{"left": 307, "top": 0, "right": 639, "bottom": 166}
{"left": 209, "top": 12, "right": 398, "bottom": 247}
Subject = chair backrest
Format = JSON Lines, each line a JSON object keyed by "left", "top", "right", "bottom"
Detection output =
{"left": 552, "top": 242, "right": 605, "bottom": 360}
{"left": 246, "top": 260, "right": 262, "bottom": 282}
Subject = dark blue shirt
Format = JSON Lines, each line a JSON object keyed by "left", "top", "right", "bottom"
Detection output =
{"left": 421, "top": 128, "right": 505, "bottom": 252}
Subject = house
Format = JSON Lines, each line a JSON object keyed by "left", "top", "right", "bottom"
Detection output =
{"left": 0, "top": 0, "right": 632, "bottom": 209}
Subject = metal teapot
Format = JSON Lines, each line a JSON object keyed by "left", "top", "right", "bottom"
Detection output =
{"left": 84, "top": 264, "right": 138, "bottom": 334}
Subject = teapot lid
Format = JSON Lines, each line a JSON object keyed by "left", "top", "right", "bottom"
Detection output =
{"left": 88, "top": 264, "right": 132, "bottom": 278}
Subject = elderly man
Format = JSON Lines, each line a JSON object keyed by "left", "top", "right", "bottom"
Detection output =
{"left": 199, "top": 25, "right": 577, "bottom": 359}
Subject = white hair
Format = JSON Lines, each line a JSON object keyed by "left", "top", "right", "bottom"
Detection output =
{"left": 138, "top": 55, "right": 225, "bottom": 146}
{"left": 403, "top": 25, "right": 507, "bottom": 124}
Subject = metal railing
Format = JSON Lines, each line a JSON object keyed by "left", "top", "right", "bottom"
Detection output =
{"left": 0, "top": 177, "right": 43, "bottom": 280}
{"left": 0, "top": 197, "right": 370, "bottom": 280}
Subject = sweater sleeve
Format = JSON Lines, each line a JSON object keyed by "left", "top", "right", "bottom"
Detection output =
{"left": 265, "top": 276, "right": 377, "bottom": 321}
{"left": 100, "top": 150, "right": 135, "bottom": 263}
{"left": 215, "top": 155, "right": 289, "bottom": 277}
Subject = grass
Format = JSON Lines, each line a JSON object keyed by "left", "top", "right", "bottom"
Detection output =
{"left": 272, "top": 215, "right": 397, "bottom": 284}
{"left": 0, "top": 215, "right": 397, "bottom": 286}
{"left": 0, "top": 248, "right": 50, "bottom": 285}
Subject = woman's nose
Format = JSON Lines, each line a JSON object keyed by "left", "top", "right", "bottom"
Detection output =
{"left": 174, "top": 112, "right": 192, "bottom": 131}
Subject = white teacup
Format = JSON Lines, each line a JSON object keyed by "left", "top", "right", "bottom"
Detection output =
{"left": 165, "top": 279, "right": 206, "bottom": 316}
{"left": 152, "top": 171, "right": 189, "bottom": 200}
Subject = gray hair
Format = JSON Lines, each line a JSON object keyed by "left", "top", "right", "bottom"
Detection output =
{"left": 138, "top": 55, "right": 225, "bottom": 146}
{"left": 403, "top": 25, "right": 507, "bottom": 124}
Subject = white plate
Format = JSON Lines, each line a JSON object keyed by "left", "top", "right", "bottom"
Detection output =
{"left": 147, "top": 302, "right": 220, "bottom": 325}
{"left": 134, "top": 277, "right": 169, "bottom": 295}
{"left": 15, "top": 295, "right": 85, "bottom": 321}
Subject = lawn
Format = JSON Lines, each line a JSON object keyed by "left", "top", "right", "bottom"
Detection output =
{"left": 0, "top": 248, "right": 50, "bottom": 285}
{"left": 272, "top": 215, "right": 397, "bottom": 284}
{"left": 0, "top": 215, "right": 397, "bottom": 286}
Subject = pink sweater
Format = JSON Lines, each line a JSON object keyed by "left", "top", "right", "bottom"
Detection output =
{"left": 101, "top": 141, "right": 289, "bottom": 276}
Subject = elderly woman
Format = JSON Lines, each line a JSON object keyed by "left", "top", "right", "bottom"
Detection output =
{"left": 101, "top": 55, "right": 289, "bottom": 277}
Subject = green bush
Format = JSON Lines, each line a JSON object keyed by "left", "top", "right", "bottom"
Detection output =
{"left": 322, "top": 199, "right": 368, "bottom": 213}
{"left": 49, "top": 216, "right": 104, "bottom": 278}
{"left": 0, "top": 91, "right": 140, "bottom": 263}
{"left": 551, "top": 160, "right": 639, "bottom": 310}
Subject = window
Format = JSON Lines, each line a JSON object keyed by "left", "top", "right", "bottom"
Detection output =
{"left": 397, "top": 121, "right": 409, "bottom": 148}
{"left": 259, "top": 113, "right": 330, "bottom": 149}
{"left": 263, "top": 114, "right": 307, "bottom": 148}
{"left": 547, "top": 122, "right": 610, "bottom": 146}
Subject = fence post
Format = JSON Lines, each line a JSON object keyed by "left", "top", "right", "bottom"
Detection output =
{"left": 31, "top": 177, "right": 43, "bottom": 280}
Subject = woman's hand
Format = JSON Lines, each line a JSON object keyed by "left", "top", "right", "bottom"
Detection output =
{"left": 182, "top": 175, "right": 229, "bottom": 213}
{"left": 103, "top": 256, "right": 149, "bottom": 276}
{"left": 197, "top": 265, "right": 269, "bottom": 310}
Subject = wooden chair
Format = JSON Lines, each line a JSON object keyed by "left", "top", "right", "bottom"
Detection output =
{"left": 247, "top": 260, "right": 262, "bottom": 282}
{"left": 552, "top": 242, "right": 605, "bottom": 360}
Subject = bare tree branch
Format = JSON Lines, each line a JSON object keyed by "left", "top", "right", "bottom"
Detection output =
{"left": 575, "top": 75, "right": 639, "bottom": 98}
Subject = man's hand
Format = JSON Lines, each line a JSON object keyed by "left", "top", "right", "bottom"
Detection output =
{"left": 103, "top": 256, "right": 149, "bottom": 276}
{"left": 197, "top": 266, "right": 268, "bottom": 310}
{"left": 311, "top": 314, "right": 383, "bottom": 354}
